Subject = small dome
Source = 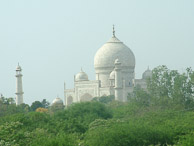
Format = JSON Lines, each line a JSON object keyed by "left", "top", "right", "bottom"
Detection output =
{"left": 109, "top": 70, "right": 115, "bottom": 80}
{"left": 142, "top": 67, "right": 152, "bottom": 79}
{"left": 52, "top": 97, "right": 63, "bottom": 105}
{"left": 75, "top": 69, "right": 88, "bottom": 82}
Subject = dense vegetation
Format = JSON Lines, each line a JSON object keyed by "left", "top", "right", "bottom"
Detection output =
{"left": 0, "top": 65, "right": 194, "bottom": 146}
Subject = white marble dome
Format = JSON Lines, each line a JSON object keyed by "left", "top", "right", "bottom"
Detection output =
{"left": 142, "top": 67, "right": 152, "bottom": 79}
{"left": 75, "top": 69, "right": 88, "bottom": 82}
{"left": 94, "top": 36, "right": 135, "bottom": 70}
{"left": 52, "top": 97, "right": 63, "bottom": 105}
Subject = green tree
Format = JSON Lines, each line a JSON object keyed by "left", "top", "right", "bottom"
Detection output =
{"left": 0, "top": 96, "right": 15, "bottom": 105}
{"left": 31, "top": 101, "right": 43, "bottom": 111}
{"left": 17, "top": 103, "right": 30, "bottom": 113}
{"left": 0, "top": 121, "right": 24, "bottom": 145}
{"left": 128, "top": 85, "right": 150, "bottom": 106}
{"left": 147, "top": 65, "right": 194, "bottom": 108}
{"left": 53, "top": 101, "right": 113, "bottom": 133}
{"left": 177, "top": 131, "right": 194, "bottom": 146}
{"left": 0, "top": 96, "right": 23, "bottom": 117}
{"left": 41, "top": 99, "right": 50, "bottom": 108}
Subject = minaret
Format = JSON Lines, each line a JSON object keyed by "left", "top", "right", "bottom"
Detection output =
{"left": 15, "top": 63, "right": 24, "bottom": 106}
{"left": 114, "top": 59, "right": 123, "bottom": 101}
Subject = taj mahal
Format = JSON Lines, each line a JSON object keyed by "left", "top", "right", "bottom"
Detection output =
{"left": 63, "top": 26, "right": 152, "bottom": 106}
{"left": 15, "top": 26, "right": 152, "bottom": 106}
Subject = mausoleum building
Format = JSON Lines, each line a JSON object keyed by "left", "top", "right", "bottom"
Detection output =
{"left": 64, "top": 27, "right": 151, "bottom": 106}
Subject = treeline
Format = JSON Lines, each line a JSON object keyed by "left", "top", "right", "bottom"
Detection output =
{"left": 129, "top": 65, "right": 194, "bottom": 109}
{"left": 0, "top": 65, "right": 194, "bottom": 146}
{"left": 0, "top": 98, "right": 50, "bottom": 117}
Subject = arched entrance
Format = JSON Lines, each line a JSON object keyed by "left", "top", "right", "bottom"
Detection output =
{"left": 80, "top": 93, "right": 93, "bottom": 102}
{"left": 67, "top": 96, "right": 73, "bottom": 105}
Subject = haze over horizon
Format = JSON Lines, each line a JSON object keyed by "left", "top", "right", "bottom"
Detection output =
{"left": 0, "top": 0, "right": 193, "bottom": 105}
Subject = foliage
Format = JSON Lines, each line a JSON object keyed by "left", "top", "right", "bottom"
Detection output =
{"left": 177, "top": 131, "right": 194, "bottom": 146}
{"left": 0, "top": 101, "right": 113, "bottom": 145}
{"left": 128, "top": 85, "right": 150, "bottom": 106}
{"left": 0, "top": 96, "right": 15, "bottom": 105}
{"left": 49, "top": 104, "right": 64, "bottom": 112}
{"left": 0, "top": 96, "right": 30, "bottom": 117}
{"left": 84, "top": 105, "right": 194, "bottom": 146}
{"left": 31, "top": 101, "right": 43, "bottom": 111}
{"left": 31, "top": 99, "right": 50, "bottom": 111}
{"left": 53, "top": 101, "right": 113, "bottom": 133}
{"left": 0, "top": 121, "right": 24, "bottom": 145}
{"left": 0, "top": 140, "right": 19, "bottom": 146}
{"left": 92, "top": 95, "right": 115, "bottom": 104}
{"left": 36, "top": 107, "right": 48, "bottom": 113}
{"left": 41, "top": 99, "right": 50, "bottom": 108}
{"left": 147, "top": 65, "right": 194, "bottom": 108}
{"left": 0, "top": 66, "right": 194, "bottom": 145}
{"left": 30, "top": 133, "right": 79, "bottom": 146}
{"left": 0, "top": 100, "right": 194, "bottom": 146}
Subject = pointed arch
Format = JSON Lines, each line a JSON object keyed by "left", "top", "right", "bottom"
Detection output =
{"left": 67, "top": 96, "right": 73, "bottom": 105}
{"left": 80, "top": 93, "right": 93, "bottom": 102}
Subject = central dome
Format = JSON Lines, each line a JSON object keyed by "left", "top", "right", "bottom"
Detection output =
{"left": 93, "top": 28, "right": 136, "bottom": 87}
{"left": 94, "top": 36, "right": 135, "bottom": 70}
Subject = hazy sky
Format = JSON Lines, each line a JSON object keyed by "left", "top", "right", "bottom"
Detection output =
{"left": 0, "top": 0, "right": 193, "bottom": 105}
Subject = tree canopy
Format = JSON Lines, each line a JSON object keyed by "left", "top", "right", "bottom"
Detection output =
{"left": 0, "top": 66, "right": 194, "bottom": 146}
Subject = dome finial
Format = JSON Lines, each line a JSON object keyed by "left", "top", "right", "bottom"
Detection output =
{"left": 112, "top": 25, "right": 115, "bottom": 37}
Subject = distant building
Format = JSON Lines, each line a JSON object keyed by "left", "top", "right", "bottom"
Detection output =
{"left": 15, "top": 63, "right": 24, "bottom": 106}
{"left": 64, "top": 27, "right": 152, "bottom": 106}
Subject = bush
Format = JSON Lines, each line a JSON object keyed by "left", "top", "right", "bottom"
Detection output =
{"left": 53, "top": 101, "right": 113, "bottom": 133}
{"left": 30, "top": 133, "right": 79, "bottom": 146}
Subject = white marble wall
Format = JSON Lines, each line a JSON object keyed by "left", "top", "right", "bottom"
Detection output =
{"left": 15, "top": 73, "right": 24, "bottom": 106}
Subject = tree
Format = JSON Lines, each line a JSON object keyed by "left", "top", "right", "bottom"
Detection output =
{"left": 0, "top": 96, "right": 22, "bottom": 117}
{"left": 0, "top": 96, "right": 15, "bottom": 105}
{"left": 36, "top": 107, "right": 48, "bottom": 113}
{"left": 31, "top": 101, "right": 43, "bottom": 111}
{"left": 147, "top": 65, "right": 194, "bottom": 108}
{"left": 128, "top": 85, "right": 150, "bottom": 106}
{"left": 17, "top": 103, "right": 30, "bottom": 113}
{"left": 0, "top": 121, "right": 24, "bottom": 145}
{"left": 41, "top": 99, "right": 50, "bottom": 108}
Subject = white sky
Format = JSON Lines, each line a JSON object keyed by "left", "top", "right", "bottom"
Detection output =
{"left": 0, "top": 0, "right": 194, "bottom": 105}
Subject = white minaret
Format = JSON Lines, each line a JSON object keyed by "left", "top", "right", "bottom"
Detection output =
{"left": 15, "top": 63, "right": 24, "bottom": 106}
{"left": 114, "top": 59, "right": 123, "bottom": 101}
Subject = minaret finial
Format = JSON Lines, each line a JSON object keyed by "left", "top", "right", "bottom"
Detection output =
{"left": 113, "top": 25, "right": 115, "bottom": 37}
